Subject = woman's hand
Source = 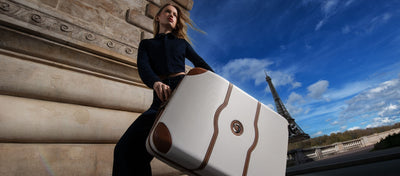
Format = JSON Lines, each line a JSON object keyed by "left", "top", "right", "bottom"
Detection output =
{"left": 153, "top": 81, "right": 171, "bottom": 102}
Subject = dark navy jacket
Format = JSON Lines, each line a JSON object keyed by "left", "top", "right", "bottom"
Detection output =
{"left": 137, "top": 33, "right": 214, "bottom": 88}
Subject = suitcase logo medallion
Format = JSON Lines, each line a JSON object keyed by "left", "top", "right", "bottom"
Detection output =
{"left": 231, "top": 120, "right": 243, "bottom": 136}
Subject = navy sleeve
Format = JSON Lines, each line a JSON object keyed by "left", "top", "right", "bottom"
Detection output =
{"left": 137, "top": 40, "right": 161, "bottom": 88}
{"left": 185, "top": 41, "right": 214, "bottom": 72}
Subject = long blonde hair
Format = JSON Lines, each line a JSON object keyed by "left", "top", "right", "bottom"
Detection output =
{"left": 153, "top": 3, "right": 203, "bottom": 44}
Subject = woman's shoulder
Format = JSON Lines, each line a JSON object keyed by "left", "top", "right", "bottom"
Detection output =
{"left": 178, "top": 38, "right": 189, "bottom": 43}
{"left": 139, "top": 38, "right": 153, "bottom": 43}
{"left": 175, "top": 38, "right": 190, "bottom": 46}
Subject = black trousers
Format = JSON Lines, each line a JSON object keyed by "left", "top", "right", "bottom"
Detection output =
{"left": 112, "top": 75, "right": 184, "bottom": 176}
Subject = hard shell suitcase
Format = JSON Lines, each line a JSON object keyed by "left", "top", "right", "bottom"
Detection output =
{"left": 146, "top": 68, "right": 289, "bottom": 176}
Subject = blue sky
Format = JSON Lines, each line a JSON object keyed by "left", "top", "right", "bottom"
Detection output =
{"left": 187, "top": 0, "right": 400, "bottom": 137}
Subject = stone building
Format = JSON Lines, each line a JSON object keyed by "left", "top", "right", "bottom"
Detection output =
{"left": 0, "top": 0, "right": 194, "bottom": 175}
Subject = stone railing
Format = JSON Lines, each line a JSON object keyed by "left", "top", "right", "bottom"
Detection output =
{"left": 287, "top": 128, "right": 400, "bottom": 165}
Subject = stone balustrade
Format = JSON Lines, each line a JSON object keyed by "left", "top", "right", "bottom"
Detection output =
{"left": 288, "top": 128, "right": 400, "bottom": 165}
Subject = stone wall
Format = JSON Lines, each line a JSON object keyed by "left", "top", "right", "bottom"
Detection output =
{"left": 0, "top": 0, "right": 194, "bottom": 175}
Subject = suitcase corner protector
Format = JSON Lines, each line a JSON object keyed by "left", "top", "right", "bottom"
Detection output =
{"left": 152, "top": 122, "right": 172, "bottom": 154}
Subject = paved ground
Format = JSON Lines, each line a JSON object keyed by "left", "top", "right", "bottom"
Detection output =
{"left": 286, "top": 146, "right": 400, "bottom": 176}
{"left": 294, "top": 159, "right": 400, "bottom": 176}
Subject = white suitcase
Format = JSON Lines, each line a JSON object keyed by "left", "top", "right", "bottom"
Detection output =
{"left": 146, "top": 68, "right": 289, "bottom": 176}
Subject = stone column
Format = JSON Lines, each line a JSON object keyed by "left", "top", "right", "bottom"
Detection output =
{"left": 314, "top": 148, "right": 322, "bottom": 160}
{"left": 0, "top": 0, "right": 195, "bottom": 175}
{"left": 335, "top": 142, "right": 344, "bottom": 153}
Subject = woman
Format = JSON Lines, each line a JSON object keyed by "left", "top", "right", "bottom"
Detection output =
{"left": 113, "top": 3, "right": 213, "bottom": 176}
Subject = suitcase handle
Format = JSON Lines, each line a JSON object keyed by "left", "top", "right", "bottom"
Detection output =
{"left": 187, "top": 67, "right": 208, "bottom": 75}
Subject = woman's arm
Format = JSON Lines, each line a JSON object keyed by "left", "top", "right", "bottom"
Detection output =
{"left": 137, "top": 40, "right": 162, "bottom": 89}
{"left": 137, "top": 40, "right": 171, "bottom": 102}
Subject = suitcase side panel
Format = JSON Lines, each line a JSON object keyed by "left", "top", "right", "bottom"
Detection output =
{"left": 242, "top": 102, "right": 261, "bottom": 176}
{"left": 247, "top": 104, "right": 289, "bottom": 176}
{"left": 195, "top": 83, "right": 233, "bottom": 171}
{"left": 198, "top": 86, "right": 259, "bottom": 176}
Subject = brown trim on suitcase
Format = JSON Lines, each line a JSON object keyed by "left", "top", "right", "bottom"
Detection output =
{"left": 153, "top": 122, "right": 172, "bottom": 154}
{"left": 195, "top": 83, "right": 234, "bottom": 171}
{"left": 242, "top": 102, "right": 261, "bottom": 176}
{"left": 187, "top": 67, "right": 208, "bottom": 75}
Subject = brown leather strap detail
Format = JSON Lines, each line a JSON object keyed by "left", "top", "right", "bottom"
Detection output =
{"left": 169, "top": 72, "right": 185, "bottom": 77}
{"left": 195, "top": 83, "right": 233, "bottom": 171}
{"left": 153, "top": 122, "right": 172, "bottom": 154}
{"left": 242, "top": 102, "right": 261, "bottom": 176}
{"left": 187, "top": 67, "right": 208, "bottom": 75}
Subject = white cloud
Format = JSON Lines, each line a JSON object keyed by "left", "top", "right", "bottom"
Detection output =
{"left": 331, "top": 120, "right": 339, "bottom": 125}
{"left": 312, "top": 0, "right": 357, "bottom": 31}
{"left": 340, "top": 76, "right": 400, "bottom": 122}
{"left": 315, "top": 20, "right": 325, "bottom": 31}
{"left": 324, "top": 80, "right": 370, "bottom": 101}
{"left": 268, "top": 70, "right": 302, "bottom": 89}
{"left": 329, "top": 11, "right": 396, "bottom": 37}
{"left": 365, "top": 13, "right": 393, "bottom": 33}
{"left": 348, "top": 126, "right": 360, "bottom": 131}
{"left": 307, "top": 80, "right": 329, "bottom": 99}
{"left": 342, "top": 25, "right": 351, "bottom": 34}
{"left": 286, "top": 92, "right": 306, "bottom": 116}
{"left": 287, "top": 104, "right": 304, "bottom": 116}
{"left": 366, "top": 117, "right": 398, "bottom": 128}
{"left": 288, "top": 92, "right": 304, "bottom": 104}
{"left": 266, "top": 104, "right": 275, "bottom": 110}
{"left": 378, "top": 104, "right": 399, "bottom": 117}
{"left": 293, "top": 99, "right": 345, "bottom": 121}
{"left": 382, "top": 13, "right": 392, "bottom": 22}
{"left": 314, "top": 0, "right": 339, "bottom": 30}
{"left": 361, "top": 121, "right": 368, "bottom": 125}
{"left": 219, "top": 58, "right": 301, "bottom": 92}
{"left": 322, "top": 0, "right": 339, "bottom": 15}
{"left": 285, "top": 80, "right": 370, "bottom": 121}
{"left": 340, "top": 126, "right": 347, "bottom": 130}
{"left": 220, "top": 58, "right": 273, "bottom": 86}
{"left": 345, "top": 0, "right": 355, "bottom": 7}
{"left": 370, "top": 79, "right": 397, "bottom": 93}
{"left": 312, "top": 131, "right": 323, "bottom": 137}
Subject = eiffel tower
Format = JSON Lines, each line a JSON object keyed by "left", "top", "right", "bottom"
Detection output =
{"left": 265, "top": 72, "right": 310, "bottom": 143}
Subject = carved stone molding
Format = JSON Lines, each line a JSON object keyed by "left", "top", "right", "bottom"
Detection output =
{"left": 0, "top": 0, "right": 137, "bottom": 60}
{"left": 126, "top": 8, "right": 153, "bottom": 33}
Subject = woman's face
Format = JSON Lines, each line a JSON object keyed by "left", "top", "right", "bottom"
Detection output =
{"left": 157, "top": 5, "right": 178, "bottom": 31}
